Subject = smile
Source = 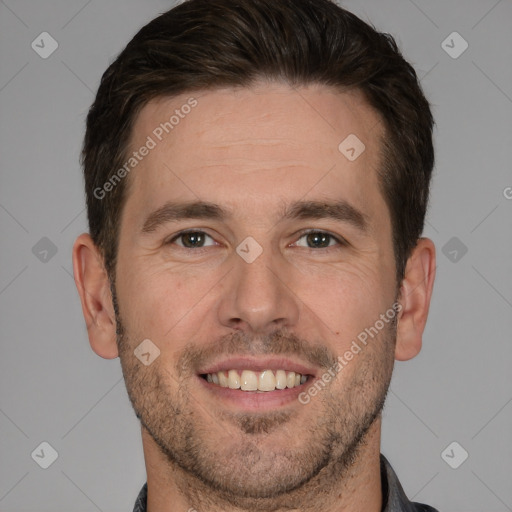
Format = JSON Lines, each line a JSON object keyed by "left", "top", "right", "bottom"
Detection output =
{"left": 201, "top": 369, "right": 311, "bottom": 392}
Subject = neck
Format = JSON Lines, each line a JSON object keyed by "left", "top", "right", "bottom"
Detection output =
{"left": 142, "top": 419, "right": 383, "bottom": 512}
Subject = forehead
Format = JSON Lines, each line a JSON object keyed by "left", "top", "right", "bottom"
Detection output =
{"left": 123, "top": 82, "right": 386, "bottom": 227}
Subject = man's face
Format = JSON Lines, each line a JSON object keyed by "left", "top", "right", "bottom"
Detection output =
{"left": 113, "top": 83, "right": 398, "bottom": 501}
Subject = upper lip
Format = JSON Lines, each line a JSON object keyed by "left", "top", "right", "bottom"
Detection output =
{"left": 197, "top": 356, "right": 319, "bottom": 377}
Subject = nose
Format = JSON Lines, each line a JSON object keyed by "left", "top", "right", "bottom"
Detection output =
{"left": 217, "top": 245, "right": 301, "bottom": 335}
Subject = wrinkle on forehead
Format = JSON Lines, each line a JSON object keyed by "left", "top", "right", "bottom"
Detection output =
{"left": 131, "top": 82, "right": 382, "bottom": 154}
{"left": 122, "top": 82, "right": 388, "bottom": 237}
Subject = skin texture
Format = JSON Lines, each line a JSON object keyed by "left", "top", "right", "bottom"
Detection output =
{"left": 73, "top": 82, "right": 436, "bottom": 512}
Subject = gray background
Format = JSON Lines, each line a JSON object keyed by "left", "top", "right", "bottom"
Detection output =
{"left": 0, "top": 0, "right": 511, "bottom": 510}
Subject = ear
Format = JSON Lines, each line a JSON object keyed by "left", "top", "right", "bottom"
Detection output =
{"left": 395, "top": 237, "right": 436, "bottom": 361}
{"left": 72, "top": 233, "right": 119, "bottom": 359}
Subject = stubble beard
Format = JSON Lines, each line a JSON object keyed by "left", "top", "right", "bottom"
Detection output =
{"left": 112, "top": 286, "right": 396, "bottom": 508}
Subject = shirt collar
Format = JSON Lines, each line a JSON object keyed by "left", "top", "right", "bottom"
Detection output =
{"left": 380, "top": 453, "right": 438, "bottom": 512}
{"left": 133, "top": 453, "right": 438, "bottom": 512}
{"left": 132, "top": 480, "right": 147, "bottom": 512}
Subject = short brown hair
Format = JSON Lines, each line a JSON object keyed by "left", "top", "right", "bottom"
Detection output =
{"left": 82, "top": 0, "right": 434, "bottom": 283}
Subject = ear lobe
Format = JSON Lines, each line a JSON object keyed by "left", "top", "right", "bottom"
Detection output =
{"left": 395, "top": 237, "right": 436, "bottom": 361}
{"left": 72, "top": 233, "right": 119, "bottom": 359}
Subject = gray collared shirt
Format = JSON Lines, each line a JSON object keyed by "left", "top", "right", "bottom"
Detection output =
{"left": 132, "top": 453, "right": 439, "bottom": 512}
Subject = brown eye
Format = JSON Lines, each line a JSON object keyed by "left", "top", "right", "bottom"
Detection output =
{"left": 295, "top": 231, "right": 343, "bottom": 249}
{"left": 306, "top": 232, "right": 331, "bottom": 248}
{"left": 169, "top": 231, "right": 216, "bottom": 248}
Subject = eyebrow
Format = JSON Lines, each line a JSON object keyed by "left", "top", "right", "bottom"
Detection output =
{"left": 282, "top": 199, "right": 368, "bottom": 231}
{"left": 141, "top": 201, "right": 226, "bottom": 233}
{"left": 140, "top": 199, "right": 369, "bottom": 234}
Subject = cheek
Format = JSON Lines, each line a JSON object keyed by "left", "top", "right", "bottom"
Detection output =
{"left": 116, "top": 262, "right": 220, "bottom": 347}
{"left": 293, "top": 261, "right": 392, "bottom": 341}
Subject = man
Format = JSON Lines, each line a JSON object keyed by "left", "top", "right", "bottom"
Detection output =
{"left": 72, "top": 0, "right": 438, "bottom": 510}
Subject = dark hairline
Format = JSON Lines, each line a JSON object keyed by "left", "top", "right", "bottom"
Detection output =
{"left": 82, "top": 0, "right": 434, "bottom": 289}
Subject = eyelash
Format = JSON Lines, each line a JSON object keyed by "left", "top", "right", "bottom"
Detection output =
{"left": 165, "top": 229, "right": 347, "bottom": 251}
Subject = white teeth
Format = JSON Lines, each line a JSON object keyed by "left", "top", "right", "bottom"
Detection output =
{"left": 218, "top": 371, "right": 229, "bottom": 387}
{"left": 240, "top": 370, "right": 258, "bottom": 391}
{"left": 258, "top": 370, "right": 276, "bottom": 391}
{"left": 275, "top": 370, "right": 287, "bottom": 389}
{"left": 205, "top": 369, "right": 308, "bottom": 392}
{"left": 228, "top": 369, "right": 241, "bottom": 389}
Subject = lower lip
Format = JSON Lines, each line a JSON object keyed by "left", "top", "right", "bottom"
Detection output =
{"left": 197, "top": 375, "right": 313, "bottom": 411}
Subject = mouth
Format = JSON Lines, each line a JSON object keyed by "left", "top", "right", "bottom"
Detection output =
{"left": 196, "top": 356, "right": 318, "bottom": 410}
{"left": 200, "top": 368, "right": 312, "bottom": 392}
